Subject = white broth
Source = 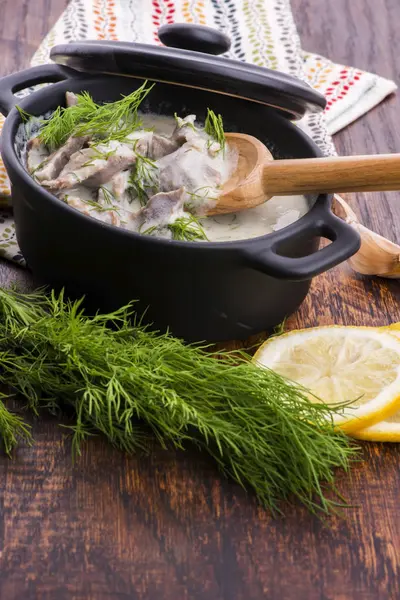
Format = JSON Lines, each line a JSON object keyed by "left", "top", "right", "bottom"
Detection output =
{"left": 199, "top": 195, "right": 308, "bottom": 242}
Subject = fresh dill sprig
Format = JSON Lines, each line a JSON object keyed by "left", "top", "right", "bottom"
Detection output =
{"left": 98, "top": 186, "right": 116, "bottom": 206}
{"left": 204, "top": 108, "right": 225, "bottom": 151}
{"left": 168, "top": 215, "right": 208, "bottom": 241}
{"left": 185, "top": 186, "right": 217, "bottom": 213}
{"left": 38, "top": 82, "right": 154, "bottom": 151}
{"left": 174, "top": 112, "right": 196, "bottom": 132}
{"left": 84, "top": 199, "right": 121, "bottom": 215}
{"left": 15, "top": 105, "right": 31, "bottom": 123}
{"left": 30, "top": 159, "right": 48, "bottom": 176}
{"left": 127, "top": 153, "right": 158, "bottom": 206}
{"left": 0, "top": 396, "right": 32, "bottom": 455}
{"left": 140, "top": 224, "right": 159, "bottom": 236}
{"left": 74, "top": 82, "right": 154, "bottom": 142}
{"left": 64, "top": 193, "right": 121, "bottom": 216}
{"left": 88, "top": 144, "right": 118, "bottom": 161}
{"left": 271, "top": 319, "right": 287, "bottom": 338}
{"left": 0, "top": 286, "right": 358, "bottom": 514}
{"left": 38, "top": 92, "right": 98, "bottom": 150}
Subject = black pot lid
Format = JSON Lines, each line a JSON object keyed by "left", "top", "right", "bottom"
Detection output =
{"left": 50, "top": 23, "right": 326, "bottom": 121}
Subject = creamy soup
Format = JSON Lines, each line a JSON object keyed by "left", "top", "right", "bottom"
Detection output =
{"left": 200, "top": 195, "right": 308, "bottom": 242}
{"left": 24, "top": 91, "right": 309, "bottom": 243}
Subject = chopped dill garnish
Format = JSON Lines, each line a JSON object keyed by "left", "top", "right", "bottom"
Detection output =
{"left": 139, "top": 215, "right": 208, "bottom": 242}
{"left": 140, "top": 224, "right": 158, "bottom": 236}
{"left": 30, "top": 159, "right": 48, "bottom": 176}
{"left": 174, "top": 112, "right": 196, "bottom": 132}
{"left": 15, "top": 105, "right": 31, "bottom": 122}
{"left": 188, "top": 186, "right": 214, "bottom": 198}
{"left": 38, "top": 81, "right": 154, "bottom": 151}
{"left": 127, "top": 153, "right": 158, "bottom": 206}
{"left": 38, "top": 93, "right": 97, "bottom": 151}
{"left": 168, "top": 215, "right": 208, "bottom": 241}
{"left": 80, "top": 159, "right": 96, "bottom": 169}
{"left": 184, "top": 186, "right": 217, "bottom": 214}
{"left": 64, "top": 193, "right": 121, "bottom": 216}
{"left": 98, "top": 186, "right": 116, "bottom": 206}
{"left": 88, "top": 144, "right": 118, "bottom": 161}
{"left": 83, "top": 199, "right": 121, "bottom": 215}
{"left": 0, "top": 286, "right": 357, "bottom": 513}
{"left": 204, "top": 108, "right": 225, "bottom": 152}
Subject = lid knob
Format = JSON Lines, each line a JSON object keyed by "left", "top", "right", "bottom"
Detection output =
{"left": 158, "top": 23, "right": 231, "bottom": 56}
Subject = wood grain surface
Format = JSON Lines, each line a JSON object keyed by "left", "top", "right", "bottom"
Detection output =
{"left": 1, "top": 1, "right": 400, "bottom": 599}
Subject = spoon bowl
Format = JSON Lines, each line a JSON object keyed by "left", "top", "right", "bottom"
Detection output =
{"left": 208, "top": 133, "right": 274, "bottom": 215}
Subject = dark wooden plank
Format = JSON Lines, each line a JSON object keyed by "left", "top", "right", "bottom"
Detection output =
{"left": 1, "top": 0, "right": 400, "bottom": 599}
{"left": 0, "top": 0, "right": 69, "bottom": 74}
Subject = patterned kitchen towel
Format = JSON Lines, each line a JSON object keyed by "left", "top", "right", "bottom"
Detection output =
{"left": 0, "top": 0, "right": 396, "bottom": 265}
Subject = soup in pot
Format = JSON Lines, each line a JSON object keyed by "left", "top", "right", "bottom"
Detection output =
{"left": 22, "top": 86, "right": 309, "bottom": 243}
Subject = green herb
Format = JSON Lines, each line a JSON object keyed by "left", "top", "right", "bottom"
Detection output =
{"left": 83, "top": 199, "right": 121, "bottom": 215}
{"left": 30, "top": 159, "right": 48, "bottom": 176}
{"left": 127, "top": 153, "right": 158, "bottom": 206}
{"left": 98, "top": 186, "right": 116, "bottom": 206}
{"left": 15, "top": 105, "right": 31, "bottom": 122}
{"left": 64, "top": 191, "right": 121, "bottom": 216}
{"left": 174, "top": 112, "right": 196, "bottom": 132}
{"left": 79, "top": 159, "right": 96, "bottom": 169}
{"left": 38, "top": 82, "right": 154, "bottom": 150}
{"left": 0, "top": 286, "right": 357, "bottom": 513}
{"left": 168, "top": 215, "right": 208, "bottom": 241}
{"left": 185, "top": 186, "right": 217, "bottom": 212}
{"left": 271, "top": 319, "right": 287, "bottom": 338}
{"left": 139, "top": 224, "right": 159, "bottom": 236}
{"left": 0, "top": 396, "right": 32, "bottom": 454}
{"left": 38, "top": 92, "right": 98, "bottom": 150}
{"left": 204, "top": 108, "right": 225, "bottom": 151}
{"left": 88, "top": 144, "right": 118, "bottom": 161}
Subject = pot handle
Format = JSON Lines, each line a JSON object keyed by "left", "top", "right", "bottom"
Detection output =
{"left": 0, "top": 64, "right": 73, "bottom": 116}
{"left": 242, "top": 206, "right": 361, "bottom": 281}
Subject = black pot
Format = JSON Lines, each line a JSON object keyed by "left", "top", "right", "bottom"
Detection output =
{"left": 0, "top": 63, "right": 360, "bottom": 342}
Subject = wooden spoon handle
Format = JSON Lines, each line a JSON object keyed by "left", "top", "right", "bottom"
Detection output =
{"left": 263, "top": 154, "right": 400, "bottom": 195}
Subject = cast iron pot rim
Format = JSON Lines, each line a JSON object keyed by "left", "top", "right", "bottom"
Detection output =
{"left": 2, "top": 77, "right": 330, "bottom": 252}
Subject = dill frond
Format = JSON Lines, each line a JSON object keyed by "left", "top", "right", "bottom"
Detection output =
{"left": 174, "top": 112, "right": 196, "bottom": 132}
{"left": 15, "top": 105, "right": 31, "bottom": 123}
{"left": 0, "top": 286, "right": 358, "bottom": 514}
{"left": 168, "top": 215, "right": 208, "bottom": 241}
{"left": 127, "top": 153, "right": 158, "bottom": 206}
{"left": 0, "top": 396, "right": 32, "bottom": 455}
{"left": 98, "top": 186, "right": 116, "bottom": 206}
{"left": 38, "top": 82, "right": 154, "bottom": 150}
{"left": 139, "top": 224, "right": 158, "bottom": 236}
{"left": 204, "top": 108, "right": 226, "bottom": 151}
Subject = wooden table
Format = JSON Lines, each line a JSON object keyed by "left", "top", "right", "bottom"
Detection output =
{"left": 1, "top": 1, "right": 400, "bottom": 598}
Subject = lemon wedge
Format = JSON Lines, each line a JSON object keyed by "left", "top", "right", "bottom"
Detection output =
{"left": 253, "top": 326, "right": 400, "bottom": 434}
{"left": 350, "top": 323, "right": 400, "bottom": 441}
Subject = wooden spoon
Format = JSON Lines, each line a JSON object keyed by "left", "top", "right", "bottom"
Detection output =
{"left": 208, "top": 133, "right": 400, "bottom": 215}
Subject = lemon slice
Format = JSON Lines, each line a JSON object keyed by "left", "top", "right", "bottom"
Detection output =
{"left": 350, "top": 413, "right": 400, "bottom": 441}
{"left": 350, "top": 323, "right": 400, "bottom": 441}
{"left": 253, "top": 326, "right": 400, "bottom": 433}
